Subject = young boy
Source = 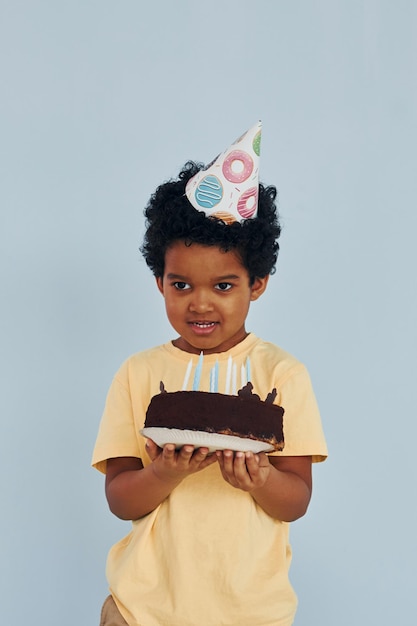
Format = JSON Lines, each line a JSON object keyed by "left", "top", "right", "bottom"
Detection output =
{"left": 92, "top": 122, "right": 327, "bottom": 626}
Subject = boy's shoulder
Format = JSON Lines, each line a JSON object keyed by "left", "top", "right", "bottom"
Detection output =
{"left": 114, "top": 341, "right": 196, "bottom": 377}
{"left": 251, "top": 336, "right": 304, "bottom": 366}
{"left": 250, "top": 336, "right": 312, "bottom": 385}
{"left": 118, "top": 342, "right": 171, "bottom": 369}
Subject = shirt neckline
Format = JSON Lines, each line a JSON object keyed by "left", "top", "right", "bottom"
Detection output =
{"left": 162, "top": 333, "right": 259, "bottom": 364}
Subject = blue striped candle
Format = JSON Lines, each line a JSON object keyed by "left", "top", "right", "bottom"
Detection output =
{"left": 209, "top": 360, "right": 219, "bottom": 392}
{"left": 214, "top": 360, "right": 219, "bottom": 392}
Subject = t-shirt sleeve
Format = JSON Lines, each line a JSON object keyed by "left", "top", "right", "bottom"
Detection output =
{"left": 91, "top": 363, "right": 142, "bottom": 474}
{"left": 272, "top": 364, "right": 328, "bottom": 463}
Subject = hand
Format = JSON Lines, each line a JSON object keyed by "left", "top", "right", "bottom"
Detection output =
{"left": 145, "top": 439, "right": 217, "bottom": 484}
{"left": 216, "top": 450, "right": 271, "bottom": 492}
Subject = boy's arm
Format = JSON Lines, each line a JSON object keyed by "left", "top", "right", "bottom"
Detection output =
{"left": 216, "top": 452, "right": 312, "bottom": 522}
{"left": 105, "top": 442, "right": 216, "bottom": 520}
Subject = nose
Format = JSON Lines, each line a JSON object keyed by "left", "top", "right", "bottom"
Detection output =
{"left": 188, "top": 288, "right": 214, "bottom": 314}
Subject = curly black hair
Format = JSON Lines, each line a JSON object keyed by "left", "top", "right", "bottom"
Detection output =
{"left": 141, "top": 162, "right": 281, "bottom": 282}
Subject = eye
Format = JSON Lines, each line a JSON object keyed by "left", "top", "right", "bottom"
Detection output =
{"left": 215, "top": 282, "right": 232, "bottom": 291}
{"left": 173, "top": 281, "right": 190, "bottom": 290}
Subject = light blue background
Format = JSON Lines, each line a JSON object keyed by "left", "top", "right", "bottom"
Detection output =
{"left": 1, "top": 1, "right": 416, "bottom": 624}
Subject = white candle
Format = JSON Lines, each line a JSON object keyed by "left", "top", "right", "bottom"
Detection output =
{"left": 241, "top": 364, "right": 246, "bottom": 388}
{"left": 225, "top": 355, "right": 232, "bottom": 394}
{"left": 192, "top": 351, "right": 204, "bottom": 391}
{"left": 182, "top": 358, "right": 193, "bottom": 391}
{"left": 246, "top": 357, "right": 251, "bottom": 383}
{"left": 232, "top": 363, "right": 237, "bottom": 395}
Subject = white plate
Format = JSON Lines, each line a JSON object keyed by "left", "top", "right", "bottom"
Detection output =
{"left": 140, "top": 427, "right": 274, "bottom": 453}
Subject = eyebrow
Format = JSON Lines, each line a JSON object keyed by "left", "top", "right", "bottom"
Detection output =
{"left": 166, "top": 273, "right": 241, "bottom": 281}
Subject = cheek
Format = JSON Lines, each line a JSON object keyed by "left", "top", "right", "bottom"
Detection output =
{"left": 164, "top": 297, "right": 183, "bottom": 318}
{"left": 224, "top": 295, "right": 251, "bottom": 318}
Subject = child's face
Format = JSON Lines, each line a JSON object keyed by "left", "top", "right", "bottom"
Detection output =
{"left": 156, "top": 241, "right": 268, "bottom": 355}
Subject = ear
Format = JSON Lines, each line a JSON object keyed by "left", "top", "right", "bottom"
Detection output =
{"left": 250, "top": 275, "right": 269, "bottom": 302}
{"left": 155, "top": 276, "right": 164, "bottom": 296}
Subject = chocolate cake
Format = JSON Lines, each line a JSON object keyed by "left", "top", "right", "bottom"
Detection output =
{"left": 144, "top": 382, "right": 285, "bottom": 451}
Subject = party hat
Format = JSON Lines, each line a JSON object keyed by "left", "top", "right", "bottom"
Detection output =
{"left": 185, "top": 121, "right": 262, "bottom": 224}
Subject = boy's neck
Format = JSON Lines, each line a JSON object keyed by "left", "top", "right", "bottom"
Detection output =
{"left": 172, "top": 331, "right": 250, "bottom": 356}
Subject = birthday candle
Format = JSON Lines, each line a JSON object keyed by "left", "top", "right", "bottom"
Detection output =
{"left": 232, "top": 363, "right": 237, "bottom": 395}
{"left": 214, "top": 360, "right": 219, "bottom": 392}
{"left": 182, "top": 358, "right": 193, "bottom": 391}
{"left": 241, "top": 364, "right": 247, "bottom": 388}
{"left": 225, "top": 355, "right": 232, "bottom": 394}
{"left": 209, "top": 362, "right": 219, "bottom": 392}
{"left": 246, "top": 357, "right": 251, "bottom": 383}
{"left": 192, "top": 351, "right": 204, "bottom": 391}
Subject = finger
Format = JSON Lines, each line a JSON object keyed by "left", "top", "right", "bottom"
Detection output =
{"left": 176, "top": 445, "right": 195, "bottom": 465}
{"left": 243, "top": 452, "right": 266, "bottom": 481}
{"left": 220, "top": 450, "right": 241, "bottom": 483}
{"left": 145, "top": 438, "right": 162, "bottom": 461}
{"left": 188, "top": 446, "right": 212, "bottom": 468}
{"left": 180, "top": 444, "right": 195, "bottom": 455}
{"left": 200, "top": 452, "right": 218, "bottom": 468}
{"left": 215, "top": 450, "right": 233, "bottom": 481}
{"left": 232, "top": 451, "right": 253, "bottom": 483}
{"left": 162, "top": 443, "right": 177, "bottom": 461}
{"left": 257, "top": 452, "right": 269, "bottom": 465}
{"left": 221, "top": 449, "right": 235, "bottom": 473}
{"left": 192, "top": 446, "right": 210, "bottom": 461}
{"left": 244, "top": 451, "right": 260, "bottom": 473}
{"left": 245, "top": 451, "right": 270, "bottom": 485}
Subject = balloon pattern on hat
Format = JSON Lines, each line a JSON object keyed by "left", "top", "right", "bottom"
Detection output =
{"left": 185, "top": 121, "right": 262, "bottom": 223}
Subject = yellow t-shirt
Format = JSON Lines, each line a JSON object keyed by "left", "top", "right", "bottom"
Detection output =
{"left": 92, "top": 334, "right": 327, "bottom": 626}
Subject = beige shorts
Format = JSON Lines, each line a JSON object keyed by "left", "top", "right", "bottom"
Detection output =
{"left": 100, "top": 596, "right": 129, "bottom": 626}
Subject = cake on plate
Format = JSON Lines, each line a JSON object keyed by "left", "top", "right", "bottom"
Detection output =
{"left": 143, "top": 381, "right": 285, "bottom": 452}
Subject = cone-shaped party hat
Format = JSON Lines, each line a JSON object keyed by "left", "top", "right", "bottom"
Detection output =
{"left": 185, "top": 121, "right": 262, "bottom": 224}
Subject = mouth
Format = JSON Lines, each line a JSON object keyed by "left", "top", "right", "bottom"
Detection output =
{"left": 188, "top": 321, "right": 218, "bottom": 335}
